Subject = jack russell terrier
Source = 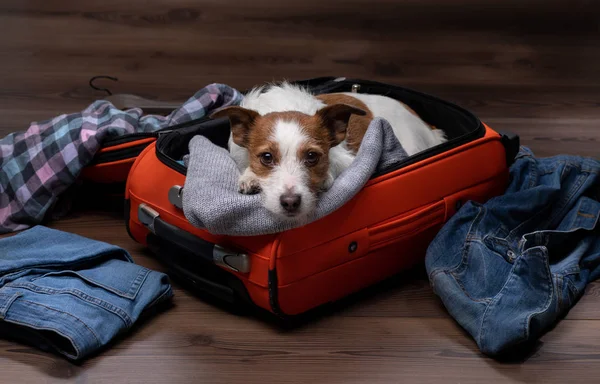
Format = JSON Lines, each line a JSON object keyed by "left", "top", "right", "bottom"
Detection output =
{"left": 210, "top": 82, "right": 447, "bottom": 222}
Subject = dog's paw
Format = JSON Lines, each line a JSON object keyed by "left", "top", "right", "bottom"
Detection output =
{"left": 238, "top": 176, "right": 262, "bottom": 195}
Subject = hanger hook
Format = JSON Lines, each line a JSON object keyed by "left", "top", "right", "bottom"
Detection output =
{"left": 89, "top": 75, "right": 118, "bottom": 96}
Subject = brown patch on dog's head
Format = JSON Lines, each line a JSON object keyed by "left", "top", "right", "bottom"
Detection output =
{"left": 210, "top": 106, "right": 260, "bottom": 147}
{"left": 316, "top": 94, "right": 374, "bottom": 153}
{"left": 314, "top": 104, "right": 367, "bottom": 146}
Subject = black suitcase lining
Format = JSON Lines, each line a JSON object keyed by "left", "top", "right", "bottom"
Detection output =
{"left": 154, "top": 78, "right": 485, "bottom": 178}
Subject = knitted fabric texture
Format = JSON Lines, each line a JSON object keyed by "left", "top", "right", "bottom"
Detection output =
{"left": 182, "top": 117, "right": 409, "bottom": 236}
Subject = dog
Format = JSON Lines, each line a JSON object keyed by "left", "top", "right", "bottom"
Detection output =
{"left": 210, "top": 82, "right": 447, "bottom": 222}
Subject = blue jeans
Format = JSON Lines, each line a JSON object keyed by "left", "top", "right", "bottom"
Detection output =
{"left": 426, "top": 146, "right": 600, "bottom": 357}
{"left": 0, "top": 226, "right": 173, "bottom": 361}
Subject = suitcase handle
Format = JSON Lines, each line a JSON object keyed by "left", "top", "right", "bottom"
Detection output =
{"left": 146, "top": 235, "right": 238, "bottom": 304}
{"left": 138, "top": 203, "right": 251, "bottom": 273}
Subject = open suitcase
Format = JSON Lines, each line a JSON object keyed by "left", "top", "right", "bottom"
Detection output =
{"left": 124, "top": 77, "right": 520, "bottom": 318}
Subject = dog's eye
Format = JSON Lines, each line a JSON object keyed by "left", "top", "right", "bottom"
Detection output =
{"left": 305, "top": 152, "right": 320, "bottom": 166}
{"left": 260, "top": 152, "right": 274, "bottom": 166}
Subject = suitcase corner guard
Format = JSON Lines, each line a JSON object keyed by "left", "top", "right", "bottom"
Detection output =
{"left": 137, "top": 203, "right": 251, "bottom": 273}
{"left": 168, "top": 185, "right": 183, "bottom": 209}
{"left": 499, "top": 130, "right": 520, "bottom": 167}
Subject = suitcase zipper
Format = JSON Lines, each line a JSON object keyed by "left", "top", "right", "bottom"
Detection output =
{"left": 94, "top": 115, "right": 213, "bottom": 166}
{"left": 101, "top": 131, "right": 162, "bottom": 147}
{"left": 90, "top": 141, "right": 155, "bottom": 165}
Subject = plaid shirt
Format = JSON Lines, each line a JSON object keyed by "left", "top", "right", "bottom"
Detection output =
{"left": 0, "top": 83, "right": 243, "bottom": 234}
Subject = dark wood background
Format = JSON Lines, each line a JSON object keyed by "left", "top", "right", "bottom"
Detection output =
{"left": 1, "top": 0, "right": 600, "bottom": 383}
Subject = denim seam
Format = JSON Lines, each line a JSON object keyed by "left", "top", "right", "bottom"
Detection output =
{"left": 537, "top": 160, "right": 565, "bottom": 177}
{"left": 515, "top": 147, "right": 533, "bottom": 160}
{"left": 31, "top": 267, "right": 151, "bottom": 300}
{"left": 428, "top": 205, "right": 485, "bottom": 281}
{"left": 538, "top": 158, "right": 596, "bottom": 177}
{"left": 450, "top": 205, "right": 486, "bottom": 275}
{"left": 19, "top": 299, "right": 102, "bottom": 346}
{"left": 519, "top": 214, "right": 598, "bottom": 273}
{"left": 126, "top": 268, "right": 150, "bottom": 299}
{"left": 576, "top": 197, "right": 600, "bottom": 230}
{"left": 142, "top": 285, "right": 174, "bottom": 312}
{"left": 0, "top": 270, "right": 32, "bottom": 285}
{"left": 546, "top": 169, "right": 588, "bottom": 230}
{"left": 505, "top": 202, "right": 553, "bottom": 243}
{"left": 2, "top": 316, "right": 82, "bottom": 359}
{"left": 553, "top": 273, "right": 581, "bottom": 310}
{"left": 434, "top": 207, "right": 495, "bottom": 302}
{"left": 520, "top": 249, "right": 554, "bottom": 344}
{"left": 559, "top": 160, "right": 595, "bottom": 176}
{"left": 9, "top": 298, "right": 109, "bottom": 358}
{"left": 445, "top": 269, "right": 493, "bottom": 304}
{"left": 555, "top": 275, "right": 563, "bottom": 312}
{"left": 561, "top": 266, "right": 582, "bottom": 276}
{"left": 504, "top": 158, "right": 590, "bottom": 243}
{"left": 8, "top": 282, "right": 133, "bottom": 327}
{"left": 563, "top": 276, "right": 581, "bottom": 298}
{"left": 0, "top": 249, "right": 132, "bottom": 279}
{"left": 152, "top": 286, "right": 173, "bottom": 306}
{"left": 490, "top": 222, "right": 509, "bottom": 240}
{"left": 479, "top": 248, "right": 553, "bottom": 351}
{"left": 527, "top": 156, "right": 539, "bottom": 189}
{"left": 0, "top": 292, "right": 23, "bottom": 319}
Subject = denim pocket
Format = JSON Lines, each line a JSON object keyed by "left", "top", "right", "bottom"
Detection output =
{"left": 483, "top": 235, "right": 518, "bottom": 264}
{"left": 478, "top": 246, "right": 554, "bottom": 356}
{"left": 30, "top": 259, "right": 150, "bottom": 300}
{"left": 450, "top": 239, "right": 515, "bottom": 302}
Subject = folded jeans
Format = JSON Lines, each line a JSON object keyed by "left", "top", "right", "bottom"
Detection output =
{"left": 0, "top": 226, "right": 173, "bottom": 360}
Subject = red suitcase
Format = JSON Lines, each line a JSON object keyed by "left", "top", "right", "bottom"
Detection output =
{"left": 123, "top": 77, "right": 519, "bottom": 318}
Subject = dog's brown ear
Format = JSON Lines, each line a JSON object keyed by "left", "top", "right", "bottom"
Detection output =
{"left": 210, "top": 106, "right": 259, "bottom": 147}
{"left": 316, "top": 104, "right": 367, "bottom": 145}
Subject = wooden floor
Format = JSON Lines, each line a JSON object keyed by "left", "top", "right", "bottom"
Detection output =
{"left": 1, "top": 1, "right": 600, "bottom": 383}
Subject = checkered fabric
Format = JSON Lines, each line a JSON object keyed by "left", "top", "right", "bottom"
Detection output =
{"left": 0, "top": 83, "right": 243, "bottom": 233}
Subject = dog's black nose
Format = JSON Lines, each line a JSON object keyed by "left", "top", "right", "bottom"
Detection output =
{"left": 280, "top": 193, "right": 302, "bottom": 213}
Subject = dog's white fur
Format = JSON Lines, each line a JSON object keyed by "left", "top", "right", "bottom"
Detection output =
{"left": 227, "top": 82, "right": 448, "bottom": 220}
{"left": 260, "top": 120, "right": 317, "bottom": 222}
